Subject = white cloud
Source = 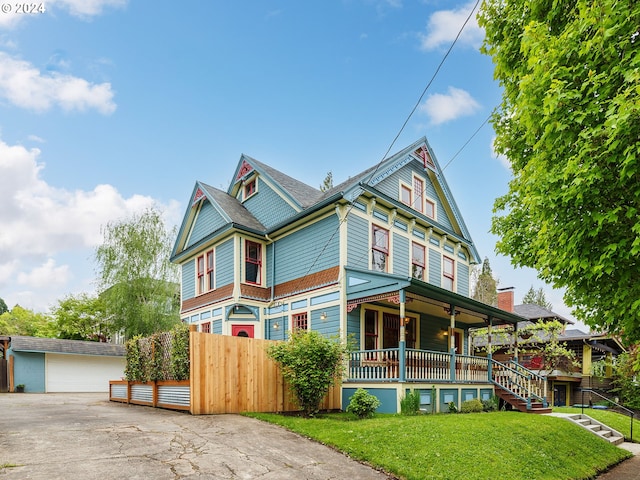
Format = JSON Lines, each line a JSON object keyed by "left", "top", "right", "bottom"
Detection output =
{"left": 419, "top": 86, "right": 480, "bottom": 125}
{"left": 0, "top": 52, "right": 116, "bottom": 114}
{"left": 0, "top": 137, "right": 181, "bottom": 310}
{"left": 17, "top": 258, "right": 71, "bottom": 289}
{"left": 419, "top": 1, "right": 484, "bottom": 51}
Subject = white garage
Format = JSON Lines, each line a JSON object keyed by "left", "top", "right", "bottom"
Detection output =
{"left": 9, "top": 336, "right": 126, "bottom": 393}
{"left": 46, "top": 353, "right": 125, "bottom": 393}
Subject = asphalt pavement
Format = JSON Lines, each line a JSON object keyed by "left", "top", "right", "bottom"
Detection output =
{"left": 0, "top": 393, "right": 393, "bottom": 480}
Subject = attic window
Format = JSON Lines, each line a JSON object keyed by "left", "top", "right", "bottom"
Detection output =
{"left": 243, "top": 178, "right": 257, "bottom": 200}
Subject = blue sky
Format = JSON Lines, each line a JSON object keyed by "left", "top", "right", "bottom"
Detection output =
{"left": 0, "top": 1, "right": 586, "bottom": 329}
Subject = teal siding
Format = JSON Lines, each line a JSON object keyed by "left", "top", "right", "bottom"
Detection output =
{"left": 11, "top": 351, "right": 45, "bottom": 393}
{"left": 393, "top": 232, "right": 409, "bottom": 276}
{"left": 347, "top": 214, "right": 369, "bottom": 269}
{"left": 273, "top": 215, "right": 339, "bottom": 285}
{"left": 311, "top": 306, "right": 340, "bottom": 337}
{"left": 342, "top": 387, "right": 397, "bottom": 414}
{"left": 243, "top": 177, "right": 297, "bottom": 229}
{"left": 428, "top": 249, "right": 441, "bottom": 287}
{"left": 266, "top": 316, "right": 287, "bottom": 340}
{"left": 182, "top": 261, "right": 195, "bottom": 300}
{"left": 457, "top": 263, "right": 469, "bottom": 297}
{"left": 424, "top": 178, "right": 453, "bottom": 230}
{"left": 440, "top": 389, "right": 459, "bottom": 412}
{"left": 216, "top": 238, "right": 234, "bottom": 286}
{"left": 187, "top": 201, "right": 227, "bottom": 248}
{"left": 212, "top": 319, "right": 222, "bottom": 334}
{"left": 347, "top": 309, "right": 361, "bottom": 347}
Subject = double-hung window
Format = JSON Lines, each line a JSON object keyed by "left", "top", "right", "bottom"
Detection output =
{"left": 243, "top": 178, "right": 256, "bottom": 200}
{"left": 443, "top": 256, "right": 455, "bottom": 291}
{"left": 412, "top": 242, "right": 425, "bottom": 280}
{"left": 206, "top": 250, "right": 214, "bottom": 290}
{"left": 400, "top": 185, "right": 412, "bottom": 207}
{"left": 245, "top": 240, "right": 262, "bottom": 284}
{"left": 413, "top": 177, "right": 424, "bottom": 213}
{"left": 197, "top": 255, "right": 205, "bottom": 294}
{"left": 364, "top": 310, "right": 378, "bottom": 359}
{"left": 371, "top": 225, "right": 389, "bottom": 272}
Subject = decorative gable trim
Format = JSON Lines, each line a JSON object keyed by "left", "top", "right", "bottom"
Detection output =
{"left": 192, "top": 187, "right": 206, "bottom": 206}
{"left": 368, "top": 155, "right": 412, "bottom": 187}
{"left": 236, "top": 159, "right": 254, "bottom": 181}
{"left": 412, "top": 145, "right": 436, "bottom": 171}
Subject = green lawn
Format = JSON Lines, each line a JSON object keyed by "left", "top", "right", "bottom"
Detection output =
{"left": 245, "top": 411, "right": 632, "bottom": 480}
{"left": 553, "top": 406, "right": 639, "bottom": 442}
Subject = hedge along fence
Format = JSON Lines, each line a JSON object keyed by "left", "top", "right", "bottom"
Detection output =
{"left": 124, "top": 323, "right": 190, "bottom": 382}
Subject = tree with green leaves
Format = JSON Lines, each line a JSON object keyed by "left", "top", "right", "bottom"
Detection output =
{"left": 522, "top": 286, "right": 553, "bottom": 310}
{"left": 0, "top": 297, "right": 8, "bottom": 315}
{"left": 50, "top": 293, "right": 112, "bottom": 341}
{"left": 471, "top": 257, "right": 498, "bottom": 306}
{"left": 95, "top": 208, "right": 180, "bottom": 340}
{"left": 479, "top": 0, "right": 640, "bottom": 340}
{"left": 0, "top": 305, "right": 54, "bottom": 337}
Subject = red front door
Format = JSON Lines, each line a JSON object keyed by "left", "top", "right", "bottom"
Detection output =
{"left": 231, "top": 325, "right": 254, "bottom": 338}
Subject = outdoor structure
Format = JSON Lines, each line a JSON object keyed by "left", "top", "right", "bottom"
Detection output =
{"left": 170, "top": 137, "right": 547, "bottom": 414}
{"left": 5, "top": 336, "right": 125, "bottom": 393}
{"left": 473, "top": 293, "right": 625, "bottom": 408}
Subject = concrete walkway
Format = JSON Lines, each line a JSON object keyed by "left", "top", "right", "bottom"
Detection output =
{"left": 0, "top": 393, "right": 393, "bottom": 480}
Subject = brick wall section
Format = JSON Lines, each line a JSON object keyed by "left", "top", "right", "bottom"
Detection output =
{"left": 497, "top": 290, "right": 514, "bottom": 312}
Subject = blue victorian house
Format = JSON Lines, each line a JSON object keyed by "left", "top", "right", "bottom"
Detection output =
{"left": 170, "top": 137, "right": 547, "bottom": 413}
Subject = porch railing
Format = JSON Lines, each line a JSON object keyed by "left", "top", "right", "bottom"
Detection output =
{"left": 347, "top": 348, "right": 490, "bottom": 383}
{"left": 491, "top": 359, "right": 548, "bottom": 408}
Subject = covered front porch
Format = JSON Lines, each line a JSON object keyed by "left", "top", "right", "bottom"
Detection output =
{"left": 342, "top": 267, "right": 549, "bottom": 413}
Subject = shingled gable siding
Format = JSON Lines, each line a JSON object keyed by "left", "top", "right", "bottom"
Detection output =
{"left": 347, "top": 214, "right": 368, "bottom": 269}
{"left": 272, "top": 215, "right": 339, "bottom": 285}
{"left": 181, "top": 284, "right": 234, "bottom": 312}
{"left": 242, "top": 177, "right": 297, "bottom": 229}
{"left": 186, "top": 200, "right": 227, "bottom": 249}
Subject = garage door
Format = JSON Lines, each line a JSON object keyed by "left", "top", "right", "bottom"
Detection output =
{"left": 46, "top": 353, "right": 125, "bottom": 392}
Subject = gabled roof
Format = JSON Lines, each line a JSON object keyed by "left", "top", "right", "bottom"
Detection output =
{"left": 230, "top": 154, "right": 323, "bottom": 210}
{"left": 9, "top": 336, "right": 125, "bottom": 357}
{"left": 514, "top": 304, "right": 573, "bottom": 324}
{"left": 200, "top": 182, "right": 264, "bottom": 231}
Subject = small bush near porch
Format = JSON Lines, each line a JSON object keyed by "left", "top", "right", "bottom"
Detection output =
{"left": 246, "top": 411, "right": 631, "bottom": 480}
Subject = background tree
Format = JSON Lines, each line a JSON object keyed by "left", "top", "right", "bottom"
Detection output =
{"left": 0, "top": 297, "right": 8, "bottom": 315}
{"left": 319, "top": 171, "right": 333, "bottom": 192}
{"left": 522, "top": 286, "right": 553, "bottom": 310}
{"left": 479, "top": 0, "right": 640, "bottom": 340}
{"left": 0, "top": 305, "right": 54, "bottom": 337}
{"left": 95, "top": 208, "right": 180, "bottom": 339}
{"left": 50, "top": 294, "right": 112, "bottom": 341}
{"left": 471, "top": 257, "right": 498, "bottom": 306}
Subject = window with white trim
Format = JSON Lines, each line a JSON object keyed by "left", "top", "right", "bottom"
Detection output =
{"left": 425, "top": 198, "right": 435, "bottom": 219}
{"left": 443, "top": 256, "right": 455, "bottom": 291}
{"left": 196, "top": 249, "right": 215, "bottom": 295}
{"left": 364, "top": 309, "right": 378, "bottom": 359}
{"left": 243, "top": 178, "right": 257, "bottom": 201}
{"left": 245, "top": 240, "right": 262, "bottom": 284}
{"left": 400, "top": 184, "right": 412, "bottom": 207}
{"left": 197, "top": 254, "right": 205, "bottom": 294}
{"left": 371, "top": 225, "right": 389, "bottom": 272}
{"left": 206, "top": 250, "right": 214, "bottom": 290}
{"left": 412, "top": 242, "right": 425, "bottom": 280}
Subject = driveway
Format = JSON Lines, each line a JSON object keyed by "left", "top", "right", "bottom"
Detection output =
{"left": 0, "top": 393, "right": 392, "bottom": 479}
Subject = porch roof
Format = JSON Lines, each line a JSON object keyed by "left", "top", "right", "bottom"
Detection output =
{"left": 345, "top": 267, "right": 525, "bottom": 327}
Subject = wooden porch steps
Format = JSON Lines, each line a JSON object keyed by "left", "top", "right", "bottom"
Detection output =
{"left": 494, "top": 387, "right": 552, "bottom": 414}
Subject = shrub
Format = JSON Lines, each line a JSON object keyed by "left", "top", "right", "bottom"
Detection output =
{"left": 170, "top": 323, "right": 190, "bottom": 380}
{"left": 267, "top": 330, "right": 349, "bottom": 417}
{"left": 448, "top": 401, "right": 458, "bottom": 413}
{"left": 482, "top": 395, "right": 499, "bottom": 412}
{"left": 460, "top": 398, "right": 484, "bottom": 413}
{"left": 400, "top": 389, "right": 421, "bottom": 415}
{"left": 347, "top": 388, "right": 381, "bottom": 419}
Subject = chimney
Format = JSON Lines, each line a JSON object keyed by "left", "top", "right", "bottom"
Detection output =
{"left": 497, "top": 288, "right": 514, "bottom": 312}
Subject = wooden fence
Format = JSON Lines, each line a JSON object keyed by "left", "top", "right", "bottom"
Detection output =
{"left": 111, "top": 332, "right": 341, "bottom": 415}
